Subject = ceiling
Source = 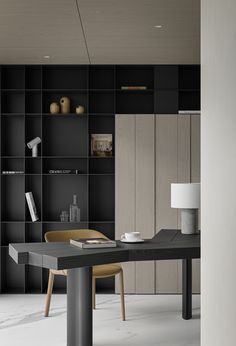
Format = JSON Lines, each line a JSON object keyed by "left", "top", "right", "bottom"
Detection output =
{"left": 0, "top": 0, "right": 200, "bottom": 64}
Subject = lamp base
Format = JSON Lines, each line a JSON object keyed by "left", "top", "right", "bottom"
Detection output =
{"left": 181, "top": 209, "right": 198, "bottom": 235}
{"left": 32, "top": 145, "right": 38, "bottom": 157}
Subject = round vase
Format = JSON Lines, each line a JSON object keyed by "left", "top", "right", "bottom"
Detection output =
{"left": 50, "top": 102, "right": 60, "bottom": 114}
{"left": 76, "top": 105, "right": 85, "bottom": 114}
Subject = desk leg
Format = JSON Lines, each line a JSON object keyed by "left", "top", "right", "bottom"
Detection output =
{"left": 67, "top": 267, "right": 93, "bottom": 346}
{"left": 182, "top": 259, "right": 192, "bottom": 320}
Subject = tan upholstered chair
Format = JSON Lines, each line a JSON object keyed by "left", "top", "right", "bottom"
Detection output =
{"left": 44, "top": 229, "right": 125, "bottom": 320}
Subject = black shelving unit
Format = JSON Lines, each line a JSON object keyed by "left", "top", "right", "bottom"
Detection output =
{"left": 0, "top": 64, "right": 200, "bottom": 294}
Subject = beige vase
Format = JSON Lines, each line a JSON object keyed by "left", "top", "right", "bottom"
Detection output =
{"left": 50, "top": 102, "right": 60, "bottom": 114}
{"left": 76, "top": 105, "right": 85, "bottom": 114}
{"left": 60, "top": 96, "right": 70, "bottom": 114}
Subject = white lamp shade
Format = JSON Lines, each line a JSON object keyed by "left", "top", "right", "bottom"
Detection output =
{"left": 171, "top": 183, "right": 200, "bottom": 209}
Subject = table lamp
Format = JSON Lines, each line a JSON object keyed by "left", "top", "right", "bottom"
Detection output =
{"left": 171, "top": 183, "right": 200, "bottom": 234}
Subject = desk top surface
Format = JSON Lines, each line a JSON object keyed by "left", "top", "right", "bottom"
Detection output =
{"left": 9, "top": 229, "right": 200, "bottom": 270}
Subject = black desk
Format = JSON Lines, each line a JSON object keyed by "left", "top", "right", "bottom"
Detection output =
{"left": 9, "top": 229, "right": 200, "bottom": 346}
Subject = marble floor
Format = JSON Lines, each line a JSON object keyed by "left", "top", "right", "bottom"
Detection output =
{"left": 0, "top": 294, "right": 200, "bottom": 346}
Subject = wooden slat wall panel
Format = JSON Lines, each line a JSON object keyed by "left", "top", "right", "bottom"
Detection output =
{"left": 116, "top": 114, "right": 200, "bottom": 294}
{"left": 115, "top": 114, "right": 136, "bottom": 293}
{"left": 155, "top": 115, "right": 178, "bottom": 293}
{"left": 135, "top": 115, "right": 155, "bottom": 293}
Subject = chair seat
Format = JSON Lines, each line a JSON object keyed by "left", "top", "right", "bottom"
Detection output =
{"left": 93, "top": 264, "right": 122, "bottom": 277}
{"left": 51, "top": 264, "right": 122, "bottom": 278}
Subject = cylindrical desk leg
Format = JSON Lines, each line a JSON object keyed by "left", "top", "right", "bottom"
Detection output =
{"left": 67, "top": 267, "right": 93, "bottom": 346}
{"left": 182, "top": 259, "right": 192, "bottom": 320}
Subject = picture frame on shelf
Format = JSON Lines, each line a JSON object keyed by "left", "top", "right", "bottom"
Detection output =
{"left": 91, "top": 134, "right": 113, "bottom": 157}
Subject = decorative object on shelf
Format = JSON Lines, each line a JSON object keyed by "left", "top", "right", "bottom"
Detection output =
{"left": 60, "top": 96, "right": 70, "bottom": 114}
{"left": 48, "top": 169, "right": 79, "bottom": 174}
{"left": 50, "top": 102, "right": 60, "bottom": 114}
{"left": 91, "top": 134, "right": 113, "bottom": 157}
{"left": 121, "top": 86, "right": 147, "bottom": 90}
{"left": 27, "top": 137, "right": 41, "bottom": 157}
{"left": 69, "top": 194, "right": 81, "bottom": 222}
{"left": 60, "top": 210, "right": 69, "bottom": 222}
{"left": 75, "top": 105, "right": 85, "bottom": 114}
{"left": 171, "top": 183, "right": 200, "bottom": 234}
{"left": 25, "top": 192, "right": 39, "bottom": 222}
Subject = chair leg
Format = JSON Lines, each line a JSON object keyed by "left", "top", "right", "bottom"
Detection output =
{"left": 92, "top": 277, "right": 96, "bottom": 309}
{"left": 44, "top": 270, "right": 54, "bottom": 317}
{"left": 119, "top": 269, "right": 125, "bottom": 321}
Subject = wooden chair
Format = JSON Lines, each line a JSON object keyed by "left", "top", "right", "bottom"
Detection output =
{"left": 44, "top": 229, "right": 125, "bottom": 320}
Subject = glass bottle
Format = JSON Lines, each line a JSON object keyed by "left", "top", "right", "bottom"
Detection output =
{"left": 69, "top": 194, "right": 81, "bottom": 222}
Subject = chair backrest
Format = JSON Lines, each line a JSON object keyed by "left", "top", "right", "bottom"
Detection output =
{"left": 44, "top": 229, "right": 108, "bottom": 243}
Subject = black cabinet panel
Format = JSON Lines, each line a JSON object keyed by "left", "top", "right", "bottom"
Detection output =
{"left": 179, "top": 90, "right": 200, "bottom": 111}
{"left": 155, "top": 90, "right": 178, "bottom": 114}
{"left": 155, "top": 65, "right": 178, "bottom": 89}
{"left": 116, "top": 66, "right": 154, "bottom": 89}
{"left": 89, "top": 175, "right": 114, "bottom": 221}
{"left": 1, "top": 66, "right": 25, "bottom": 89}
{"left": 43, "top": 66, "right": 88, "bottom": 89}
{"left": 116, "top": 91, "right": 154, "bottom": 114}
{"left": 1, "top": 175, "right": 25, "bottom": 221}
{"left": 43, "top": 175, "right": 88, "bottom": 222}
{"left": 179, "top": 65, "right": 200, "bottom": 90}
{"left": 89, "top": 66, "right": 114, "bottom": 90}
{"left": 43, "top": 117, "right": 88, "bottom": 157}
{"left": 0, "top": 64, "right": 200, "bottom": 294}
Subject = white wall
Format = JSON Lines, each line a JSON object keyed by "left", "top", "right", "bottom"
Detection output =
{"left": 201, "top": 1, "right": 236, "bottom": 345}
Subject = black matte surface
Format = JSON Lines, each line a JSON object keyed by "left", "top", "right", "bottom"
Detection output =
{"left": 1, "top": 64, "right": 200, "bottom": 294}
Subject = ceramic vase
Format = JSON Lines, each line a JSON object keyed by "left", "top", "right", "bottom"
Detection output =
{"left": 50, "top": 102, "right": 60, "bottom": 114}
{"left": 76, "top": 105, "right": 85, "bottom": 114}
{"left": 60, "top": 96, "right": 70, "bottom": 114}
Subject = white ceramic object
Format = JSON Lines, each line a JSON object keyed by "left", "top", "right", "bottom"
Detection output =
{"left": 121, "top": 232, "right": 142, "bottom": 242}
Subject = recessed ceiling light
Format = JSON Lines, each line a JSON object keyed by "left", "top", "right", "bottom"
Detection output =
{"left": 154, "top": 25, "right": 162, "bottom": 28}
{"left": 44, "top": 55, "right": 50, "bottom": 59}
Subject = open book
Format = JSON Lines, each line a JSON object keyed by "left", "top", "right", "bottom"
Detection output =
{"left": 70, "top": 238, "right": 117, "bottom": 249}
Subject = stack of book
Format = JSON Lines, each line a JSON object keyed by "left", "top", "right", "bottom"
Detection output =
{"left": 121, "top": 86, "right": 147, "bottom": 90}
{"left": 2, "top": 171, "right": 24, "bottom": 174}
{"left": 48, "top": 169, "right": 79, "bottom": 174}
{"left": 70, "top": 238, "right": 117, "bottom": 249}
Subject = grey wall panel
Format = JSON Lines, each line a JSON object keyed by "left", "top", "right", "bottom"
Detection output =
{"left": 115, "top": 114, "right": 136, "bottom": 293}
{"left": 155, "top": 115, "right": 179, "bottom": 293}
{"left": 135, "top": 115, "right": 155, "bottom": 293}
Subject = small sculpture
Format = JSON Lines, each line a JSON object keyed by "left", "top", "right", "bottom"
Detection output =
{"left": 60, "top": 96, "right": 70, "bottom": 114}
{"left": 27, "top": 137, "right": 41, "bottom": 157}
{"left": 50, "top": 102, "right": 60, "bottom": 114}
{"left": 76, "top": 105, "right": 85, "bottom": 114}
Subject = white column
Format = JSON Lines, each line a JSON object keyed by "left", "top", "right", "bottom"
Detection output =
{"left": 201, "top": 1, "right": 236, "bottom": 345}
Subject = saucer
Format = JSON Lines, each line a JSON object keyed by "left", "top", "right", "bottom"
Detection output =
{"left": 120, "top": 238, "right": 144, "bottom": 243}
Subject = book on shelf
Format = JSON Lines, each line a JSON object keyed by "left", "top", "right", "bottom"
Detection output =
{"left": 121, "top": 86, "right": 147, "bottom": 90}
{"left": 2, "top": 171, "right": 24, "bottom": 175}
{"left": 25, "top": 192, "right": 39, "bottom": 222}
{"left": 70, "top": 238, "right": 117, "bottom": 249}
{"left": 48, "top": 169, "right": 79, "bottom": 174}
